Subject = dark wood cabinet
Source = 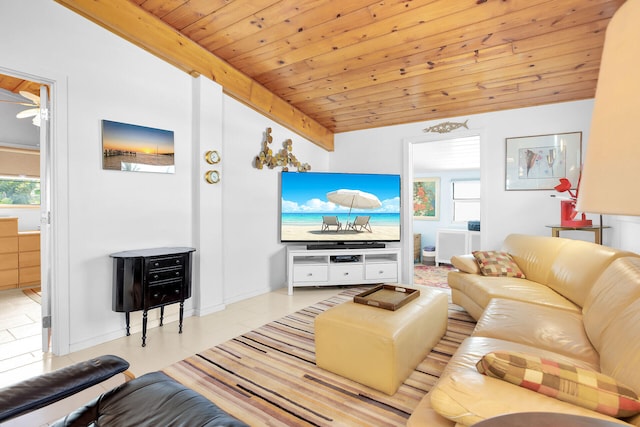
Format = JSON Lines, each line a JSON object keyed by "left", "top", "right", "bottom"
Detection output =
{"left": 110, "top": 247, "right": 195, "bottom": 347}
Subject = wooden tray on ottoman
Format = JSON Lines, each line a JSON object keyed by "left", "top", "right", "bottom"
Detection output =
{"left": 353, "top": 285, "right": 420, "bottom": 311}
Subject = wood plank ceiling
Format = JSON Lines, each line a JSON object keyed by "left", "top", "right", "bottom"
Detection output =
{"left": 29, "top": 1, "right": 629, "bottom": 149}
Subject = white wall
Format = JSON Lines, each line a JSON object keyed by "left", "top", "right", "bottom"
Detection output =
{"left": 0, "top": 0, "right": 329, "bottom": 354}
{"left": 334, "top": 100, "right": 640, "bottom": 255}
{"left": 220, "top": 97, "right": 329, "bottom": 303}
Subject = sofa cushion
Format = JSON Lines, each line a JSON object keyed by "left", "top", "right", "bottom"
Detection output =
{"left": 429, "top": 337, "right": 618, "bottom": 427}
{"left": 476, "top": 351, "right": 640, "bottom": 418}
{"left": 582, "top": 257, "right": 640, "bottom": 407}
{"left": 501, "top": 233, "right": 568, "bottom": 285}
{"left": 472, "top": 251, "right": 525, "bottom": 278}
{"left": 472, "top": 299, "right": 599, "bottom": 364}
{"left": 448, "top": 271, "right": 580, "bottom": 315}
{"left": 545, "top": 239, "right": 632, "bottom": 308}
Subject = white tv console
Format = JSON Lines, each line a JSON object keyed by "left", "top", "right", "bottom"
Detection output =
{"left": 286, "top": 245, "right": 401, "bottom": 295}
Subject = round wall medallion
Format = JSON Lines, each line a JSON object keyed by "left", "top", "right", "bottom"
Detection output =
{"left": 204, "top": 170, "right": 220, "bottom": 184}
{"left": 205, "top": 150, "right": 221, "bottom": 164}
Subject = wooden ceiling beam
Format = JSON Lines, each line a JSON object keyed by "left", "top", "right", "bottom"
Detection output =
{"left": 54, "top": 0, "right": 334, "bottom": 151}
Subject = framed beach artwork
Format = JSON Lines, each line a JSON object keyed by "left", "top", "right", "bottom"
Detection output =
{"left": 102, "top": 120, "right": 175, "bottom": 174}
{"left": 413, "top": 177, "right": 440, "bottom": 220}
{"left": 505, "top": 132, "right": 582, "bottom": 190}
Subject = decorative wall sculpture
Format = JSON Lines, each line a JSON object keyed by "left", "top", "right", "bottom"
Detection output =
{"left": 254, "top": 127, "right": 311, "bottom": 172}
{"left": 423, "top": 120, "right": 469, "bottom": 133}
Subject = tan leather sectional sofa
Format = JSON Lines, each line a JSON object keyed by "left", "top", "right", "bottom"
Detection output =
{"left": 408, "top": 234, "right": 640, "bottom": 426}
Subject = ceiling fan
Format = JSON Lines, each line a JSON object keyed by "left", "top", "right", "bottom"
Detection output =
{"left": 15, "top": 91, "right": 41, "bottom": 127}
{"left": 0, "top": 90, "right": 41, "bottom": 126}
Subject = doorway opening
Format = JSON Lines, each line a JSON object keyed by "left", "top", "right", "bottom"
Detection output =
{"left": 0, "top": 70, "right": 52, "bottom": 379}
{"left": 402, "top": 132, "right": 483, "bottom": 285}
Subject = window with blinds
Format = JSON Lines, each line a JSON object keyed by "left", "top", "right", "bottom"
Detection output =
{"left": 0, "top": 147, "right": 40, "bottom": 206}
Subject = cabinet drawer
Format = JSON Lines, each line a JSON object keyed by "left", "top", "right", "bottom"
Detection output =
{"left": 0, "top": 253, "right": 18, "bottom": 270}
{"left": 365, "top": 262, "right": 397, "bottom": 281}
{"left": 19, "top": 251, "right": 40, "bottom": 267}
{"left": 293, "top": 265, "right": 328, "bottom": 283}
{"left": 0, "top": 218, "right": 17, "bottom": 237}
{"left": 147, "top": 280, "right": 182, "bottom": 308}
{"left": 0, "top": 269, "right": 19, "bottom": 288}
{"left": 19, "top": 234, "right": 40, "bottom": 251}
{"left": 19, "top": 266, "right": 40, "bottom": 286}
{"left": 147, "top": 256, "right": 186, "bottom": 270}
{"left": 0, "top": 237, "right": 18, "bottom": 254}
{"left": 147, "top": 267, "right": 183, "bottom": 283}
{"left": 329, "top": 264, "right": 364, "bottom": 282}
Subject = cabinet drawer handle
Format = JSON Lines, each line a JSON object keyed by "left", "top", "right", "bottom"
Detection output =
{"left": 378, "top": 270, "right": 384, "bottom": 274}
{"left": 153, "top": 262, "right": 160, "bottom": 267}
{"left": 174, "top": 289, "right": 180, "bottom": 295}
{"left": 175, "top": 259, "right": 181, "bottom": 265}
{"left": 343, "top": 272, "right": 349, "bottom": 276}
{"left": 153, "top": 274, "right": 159, "bottom": 279}
{"left": 307, "top": 273, "right": 313, "bottom": 277}
{"left": 175, "top": 271, "right": 180, "bottom": 276}
{"left": 152, "top": 293, "right": 160, "bottom": 299}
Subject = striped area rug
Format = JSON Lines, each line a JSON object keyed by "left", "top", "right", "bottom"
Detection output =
{"left": 163, "top": 287, "right": 475, "bottom": 426}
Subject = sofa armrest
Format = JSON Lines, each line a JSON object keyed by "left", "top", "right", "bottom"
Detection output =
{"left": 451, "top": 254, "right": 480, "bottom": 274}
{"left": 0, "top": 355, "right": 130, "bottom": 423}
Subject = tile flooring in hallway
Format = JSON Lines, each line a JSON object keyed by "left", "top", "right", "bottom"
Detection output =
{"left": 0, "top": 288, "right": 43, "bottom": 386}
{"left": 0, "top": 285, "right": 346, "bottom": 389}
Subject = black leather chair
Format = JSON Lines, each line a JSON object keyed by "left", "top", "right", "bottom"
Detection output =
{"left": 0, "top": 355, "right": 248, "bottom": 427}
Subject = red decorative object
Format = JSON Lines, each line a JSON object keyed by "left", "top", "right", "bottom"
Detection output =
{"left": 554, "top": 176, "right": 592, "bottom": 227}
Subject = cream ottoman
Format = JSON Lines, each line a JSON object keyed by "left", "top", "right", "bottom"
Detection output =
{"left": 315, "top": 287, "right": 448, "bottom": 395}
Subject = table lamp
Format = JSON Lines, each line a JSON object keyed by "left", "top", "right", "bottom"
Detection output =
{"left": 576, "top": 0, "right": 640, "bottom": 219}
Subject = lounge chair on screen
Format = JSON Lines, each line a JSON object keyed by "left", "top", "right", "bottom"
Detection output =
{"left": 321, "top": 216, "right": 342, "bottom": 232}
{"left": 349, "top": 216, "right": 372, "bottom": 232}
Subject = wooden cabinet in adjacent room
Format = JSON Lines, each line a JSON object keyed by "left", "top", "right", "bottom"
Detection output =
{"left": 0, "top": 217, "right": 40, "bottom": 290}
{"left": 0, "top": 218, "right": 19, "bottom": 290}
{"left": 19, "top": 231, "right": 40, "bottom": 287}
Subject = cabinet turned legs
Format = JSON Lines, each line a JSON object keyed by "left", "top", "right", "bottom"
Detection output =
{"left": 142, "top": 310, "right": 148, "bottom": 347}
{"left": 179, "top": 301, "right": 184, "bottom": 334}
{"left": 159, "top": 306, "right": 164, "bottom": 327}
{"left": 125, "top": 312, "right": 131, "bottom": 336}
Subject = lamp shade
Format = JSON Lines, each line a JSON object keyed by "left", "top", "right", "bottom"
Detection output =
{"left": 576, "top": 0, "right": 640, "bottom": 216}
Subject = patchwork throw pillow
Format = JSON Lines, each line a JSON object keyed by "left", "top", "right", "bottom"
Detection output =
{"left": 472, "top": 250, "right": 525, "bottom": 278}
{"left": 476, "top": 351, "right": 640, "bottom": 418}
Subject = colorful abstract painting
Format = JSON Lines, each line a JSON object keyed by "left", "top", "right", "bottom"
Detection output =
{"left": 413, "top": 177, "right": 439, "bottom": 220}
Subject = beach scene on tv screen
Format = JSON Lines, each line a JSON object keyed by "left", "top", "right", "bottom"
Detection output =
{"left": 281, "top": 172, "right": 401, "bottom": 242}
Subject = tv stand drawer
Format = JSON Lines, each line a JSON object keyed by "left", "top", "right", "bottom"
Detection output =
{"left": 365, "top": 262, "right": 397, "bottom": 281}
{"left": 293, "top": 265, "right": 328, "bottom": 283}
{"left": 329, "top": 264, "right": 364, "bottom": 282}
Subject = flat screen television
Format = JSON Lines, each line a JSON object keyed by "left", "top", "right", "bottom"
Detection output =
{"left": 280, "top": 171, "right": 401, "bottom": 248}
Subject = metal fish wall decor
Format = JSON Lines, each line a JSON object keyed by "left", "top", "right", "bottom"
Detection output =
{"left": 423, "top": 120, "right": 469, "bottom": 134}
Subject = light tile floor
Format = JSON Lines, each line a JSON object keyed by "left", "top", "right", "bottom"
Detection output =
{"left": 0, "top": 286, "right": 344, "bottom": 388}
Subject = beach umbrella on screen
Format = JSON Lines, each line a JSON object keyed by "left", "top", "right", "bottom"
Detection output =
{"left": 326, "top": 189, "right": 381, "bottom": 224}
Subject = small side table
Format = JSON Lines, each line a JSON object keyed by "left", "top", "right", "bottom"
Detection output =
{"left": 474, "top": 412, "right": 623, "bottom": 427}
{"left": 546, "top": 225, "right": 610, "bottom": 245}
{"left": 110, "top": 247, "right": 195, "bottom": 347}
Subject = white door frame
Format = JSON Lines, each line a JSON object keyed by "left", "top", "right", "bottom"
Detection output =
{"left": 0, "top": 66, "right": 71, "bottom": 355}
{"left": 401, "top": 129, "right": 487, "bottom": 284}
